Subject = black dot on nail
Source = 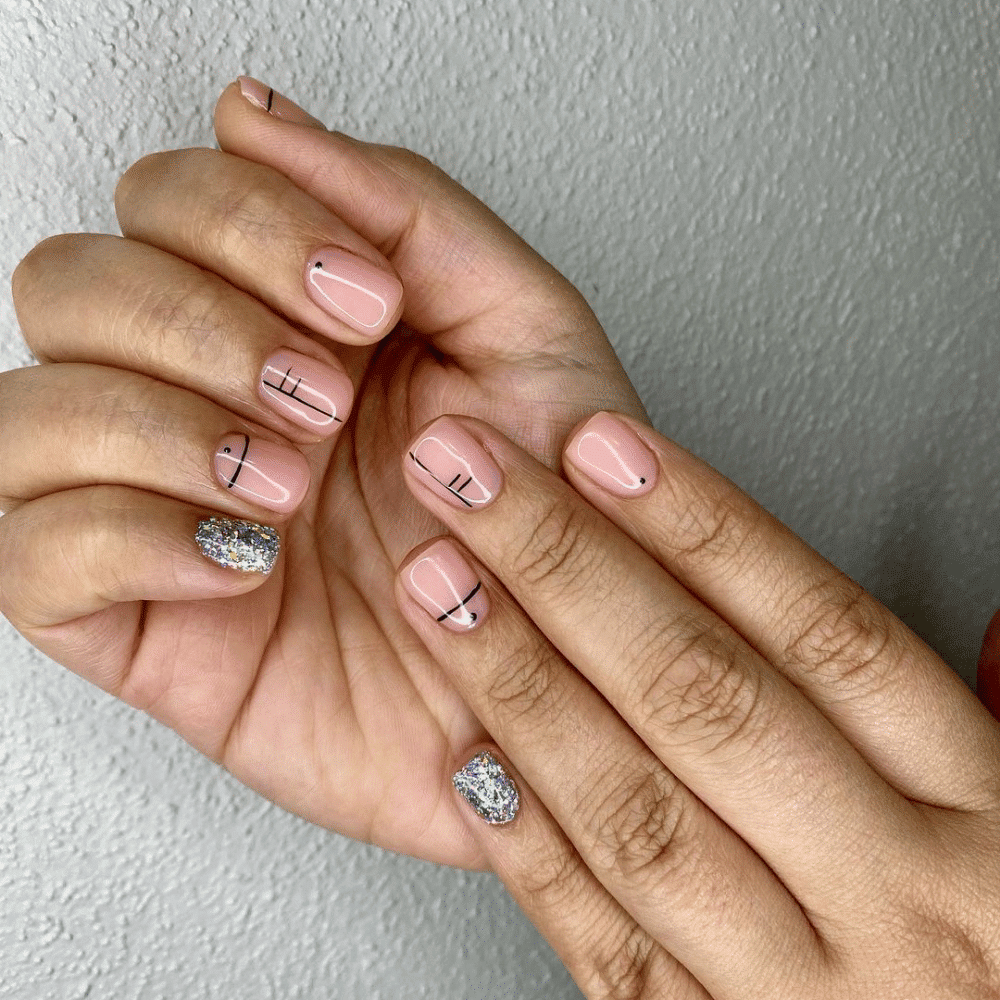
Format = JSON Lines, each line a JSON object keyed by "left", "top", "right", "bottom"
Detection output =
{"left": 223, "top": 447, "right": 231, "bottom": 454}
{"left": 313, "top": 261, "right": 323, "bottom": 268}
{"left": 639, "top": 478, "right": 646, "bottom": 484}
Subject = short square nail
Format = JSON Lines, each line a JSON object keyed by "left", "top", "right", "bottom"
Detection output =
{"left": 566, "top": 412, "right": 657, "bottom": 497}
{"left": 407, "top": 418, "right": 503, "bottom": 510}
{"left": 259, "top": 349, "right": 354, "bottom": 434}
{"left": 453, "top": 751, "right": 519, "bottom": 825}
{"left": 237, "top": 76, "right": 318, "bottom": 126}
{"left": 214, "top": 433, "right": 310, "bottom": 514}
{"left": 401, "top": 539, "right": 490, "bottom": 631}
{"left": 195, "top": 515, "right": 280, "bottom": 573}
{"left": 304, "top": 247, "right": 403, "bottom": 335}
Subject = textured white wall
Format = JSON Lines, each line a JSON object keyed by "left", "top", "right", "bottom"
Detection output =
{"left": 2, "top": 0, "right": 998, "bottom": 997}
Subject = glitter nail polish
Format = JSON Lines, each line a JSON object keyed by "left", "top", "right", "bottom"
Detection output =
{"left": 195, "top": 515, "right": 280, "bottom": 573}
{"left": 453, "top": 751, "right": 519, "bottom": 825}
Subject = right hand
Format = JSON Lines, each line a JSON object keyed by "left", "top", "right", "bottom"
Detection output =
{"left": 1, "top": 80, "right": 646, "bottom": 869}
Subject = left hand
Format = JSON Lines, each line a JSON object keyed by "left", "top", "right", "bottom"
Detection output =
{"left": 392, "top": 410, "right": 1000, "bottom": 999}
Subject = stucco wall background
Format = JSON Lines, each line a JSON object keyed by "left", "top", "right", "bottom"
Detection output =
{"left": 1, "top": 0, "right": 998, "bottom": 997}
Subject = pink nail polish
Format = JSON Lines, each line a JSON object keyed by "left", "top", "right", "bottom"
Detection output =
{"left": 213, "top": 433, "right": 310, "bottom": 514}
{"left": 304, "top": 247, "right": 403, "bottom": 335}
{"left": 401, "top": 540, "right": 490, "bottom": 632}
{"left": 407, "top": 418, "right": 503, "bottom": 510}
{"left": 259, "top": 349, "right": 354, "bottom": 435}
{"left": 566, "top": 412, "right": 657, "bottom": 497}
{"left": 237, "top": 76, "right": 318, "bottom": 126}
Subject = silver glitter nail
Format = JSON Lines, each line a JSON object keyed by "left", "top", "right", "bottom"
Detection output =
{"left": 453, "top": 750, "right": 519, "bottom": 825}
{"left": 195, "top": 515, "right": 280, "bottom": 573}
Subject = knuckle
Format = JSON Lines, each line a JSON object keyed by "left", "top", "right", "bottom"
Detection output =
{"left": 484, "top": 635, "right": 568, "bottom": 733}
{"left": 781, "top": 574, "right": 899, "bottom": 695}
{"left": 584, "top": 765, "right": 692, "bottom": 885}
{"left": 510, "top": 497, "right": 599, "bottom": 594}
{"left": 586, "top": 921, "right": 660, "bottom": 1000}
{"left": 518, "top": 842, "right": 589, "bottom": 913}
{"left": 634, "top": 615, "right": 766, "bottom": 751}
{"left": 668, "top": 484, "right": 762, "bottom": 578}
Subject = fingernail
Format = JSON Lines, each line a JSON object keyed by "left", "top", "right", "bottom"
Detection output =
{"left": 213, "top": 433, "right": 310, "bottom": 514}
{"left": 565, "top": 412, "right": 657, "bottom": 498}
{"left": 453, "top": 751, "right": 520, "bottom": 825}
{"left": 259, "top": 349, "right": 354, "bottom": 435}
{"left": 401, "top": 539, "right": 490, "bottom": 632}
{"left": 407, "top": 418, "right": 503, "bottom": 510}
{"left": 237, "top": 75, "right": 319, "bottom": 126}
{"left": 304, "top": 247, "right": 403, "bottom": 335}
{"left": 195, "top": 515, "right": 280, "bottom": 573}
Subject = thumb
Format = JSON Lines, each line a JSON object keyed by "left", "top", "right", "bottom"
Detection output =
{"left": 213, "top": 78, "right": 601, "bottom": 365}
{"left": 976, "top": 606, "right": 1000, "bottom": 720}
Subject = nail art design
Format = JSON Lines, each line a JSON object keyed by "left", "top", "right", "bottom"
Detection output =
{"left": 195, "top": 515, "right": 280, "bottom": 573}
{"left": 408, "top": 423, "right": 503, "bottom": 510}
{"left": 402, "top": 542, "right": 490, "bottom": 632}
{"left": 568, "top": 412, "right": 658, "bottom": 498}
{"left": 262, "top": 365, "right": 339, "bottom": 422}
{"left": 214, "top": 433, "right": 311, "bottom": 514}
{"left": 453, "top": 751, "right": 519, "bottom": 825}
{"left": 304, "top": 248, "right": 403, "bottom": 332}
{"left": 220, "top": 434, "right": 252, "bottom": 489}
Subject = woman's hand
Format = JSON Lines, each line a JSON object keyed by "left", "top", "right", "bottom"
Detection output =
{"left": 0, "top": 79, "right": 644, "bottom": 869}
{"left": 392, "top": 410, "right": 1000, "bottom": 998}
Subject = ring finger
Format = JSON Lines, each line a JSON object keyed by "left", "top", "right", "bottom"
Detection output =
{"left": 0, "top": 358, "right": 311, "bottom": 519}
{"left": 394, "top": 538, "right": 823, "bottom": 999}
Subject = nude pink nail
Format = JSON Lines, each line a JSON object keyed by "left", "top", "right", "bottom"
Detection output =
{"left": 259, "top": 349, "right": 354, "bottom": 435}
{"left": 304, "top": 247, "right": 403, "bottom": 335}
{"left": 213, "top": 433, "right": 310, "bottom": 514}
{"left": 401, "top": 539, "right": 490, "bottom": 632}
{"left": 566, "top": 412, "right": 657, "bottom": 498}
{"left": 407, "top": 418, "right": 503, "bottom": 510}
{"left": 237, "top": 76, "right": 318, "bottom": 126}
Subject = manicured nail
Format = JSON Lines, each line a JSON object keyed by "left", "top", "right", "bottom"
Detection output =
{"left": 237, "top": 75, "right": 319, "bottom": 126}
{"left": 213, "top": 433, "right": 310, "bottom": 514}
{"left": 401, "top": 539, "right": 490, "bottom": 632}
{"left": 259, "top": 349, "right": 354, "bottom": 435}
{"left": 195, "top": 515, "right": 280, "bottom": 573}
{"left": 407, "top": 418, "right": 503, "bottom": 510}
{"left": 304, "top": 247, "right": 403, "bottom": 335}
{"left": 453, "top": 751, "right": 520, "bottom": 825}
{"left": 566, "top": 412, "right": 657, "bottom": 498}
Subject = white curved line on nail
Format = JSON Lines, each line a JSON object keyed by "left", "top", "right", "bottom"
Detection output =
{"left": 308, "top": 266, "right": 389, "bottom": 328}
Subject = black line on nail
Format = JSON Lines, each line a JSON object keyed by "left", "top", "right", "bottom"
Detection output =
{"left": 409, "top": 452, "right": 474, "bottom": 507}
{"left": 266, "top": 88, "right": 274, "bottom": 113}
{"left": 226, "top": 434, "right": 251, "bottom": 489}
{"left": 262, "top": 367, "right": 339, "bottom": 421}
{"left": 437, "top": 581, "right": 482, "bottom": 622}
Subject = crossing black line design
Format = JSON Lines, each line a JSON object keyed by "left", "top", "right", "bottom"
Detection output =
{"left": 437, "top": 581, "right": 482, "bottom": 624}
{"left": 409, "top": 451, "right": 476, "bottom": 507}
{"left": 263, "top": 366, "right": 340, "bottom": 422}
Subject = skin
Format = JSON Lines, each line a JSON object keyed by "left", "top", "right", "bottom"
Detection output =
{"left": 1, "top": 82, "right": 644, "bottom": 869}
{"left": 3, "top": 81, "right": 999, "bottom": 994}
{"left": 395, "top": 413, "right": 1000, "bottom": 998}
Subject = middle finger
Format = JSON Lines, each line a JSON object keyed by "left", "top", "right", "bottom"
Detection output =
{"left": 399, "top": 415, "right": 925, "bottom": 922}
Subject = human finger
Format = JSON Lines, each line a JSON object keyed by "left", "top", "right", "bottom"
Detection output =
{"left": 13, "top": 234, "right": 355, "bottom": 443}
{"left": 115, "top": 146, "right": 404, "bottom": 346}
{"left": 394, "top": 538, "right": 824, "bottom": 998}
{"left": 558, "top": 411, "right": 1000, "bottom": 809}
{"left": 399, "top": 416, "right": 924, "bottom": 925}
{"left": 213, "top": 79, "right": 643, "bottom": 397}
{"left": 0, "top": 362, "right": 310, "bottom": 518}
{"left": 0, "top": 484, "right": 279, "bottom": 705}
{"left": 448, "top": 747, "right": 710, "bottom": 1000}
{"left": 977, "top": 607, "right": 1000, "bottom": 720}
